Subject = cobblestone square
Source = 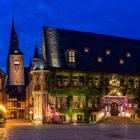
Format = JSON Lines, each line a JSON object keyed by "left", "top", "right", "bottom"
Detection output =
{"left": 0, "top": 120, "right": 140, "bottom": 140}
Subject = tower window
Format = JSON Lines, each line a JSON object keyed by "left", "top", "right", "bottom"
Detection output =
{"left": 97, "top": 57, "right": 103, "bottom": 63}
{"left": 106, "top": 49, "right": 111, "bottom": 55}
{"left": 119, "top": 59, "right": 124, "bottom": 64}
{"left": 126, "top": 52, "right": 131, "bottom": 58}
{"left": 14, "top": 61, "right": 19, "bottom": 65}
{"left": 68, "top": 50, "right": 75, "bottom": 63}
{"left": 14, "top": 60, "right": 20, "bottom": 70}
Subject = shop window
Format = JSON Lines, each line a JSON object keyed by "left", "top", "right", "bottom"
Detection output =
{"left": 17, "top": 103, "right": 21, "bottom": 108}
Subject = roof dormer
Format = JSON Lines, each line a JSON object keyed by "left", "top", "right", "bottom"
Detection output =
{"left": 65, "top": 49, "right": 76, "bottom": 68}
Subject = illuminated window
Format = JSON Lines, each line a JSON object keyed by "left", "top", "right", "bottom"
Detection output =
{"left": 14, "top": 60, "right": 20, "bottom": 70}
{"left": 106, "top": 49, "right": 111, "bottom": 55}
{"left": 97, "top": 57, "right": 103, "bottom": 63}
{"left": 52, "top": 59, "right": 58, "bottom": 67}
{"left": 119, "top": 59, "right": 124, "bottom": 64}
{"left": 84, "top": 47, "right": 90, "bottom": 53}
{"left": 126, "top": 52, "right": 131, "bottom": 58}
{"left": 14, "top": 60, "right": 19, "bottom": 65}
{"left": 68, "top": 50, "right": 75, "bottom": 63}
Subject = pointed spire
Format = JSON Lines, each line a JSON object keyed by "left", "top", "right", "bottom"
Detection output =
{"left": 11, "top": 13, "right": 15, "bottom": 34}
{"left": 8, "top": 13, "right": 21, "bottom": 54}
{"left": 29, "top": 58, "right": 32, "bottom": 68}
{"left": 33, "top": 42, "right": 39, "bottom": 59}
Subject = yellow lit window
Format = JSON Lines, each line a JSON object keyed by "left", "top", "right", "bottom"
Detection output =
{"left": 119, "top": 59, "right": 124, "bottom": 64}
{"left": 126, "top": 52, "right": 131, "bottom": 58}
{"left": 106, "top": 49, "right": 111, "bottom": 55}
{"left": 69, "top": 50, "right": 75, "bottom": 63}
{"left": 97, "top": 57, "right": 103, "bottom": 63}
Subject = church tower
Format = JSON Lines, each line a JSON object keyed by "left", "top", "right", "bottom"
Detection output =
{"left": 6, "top": 17, "right": 25, "bottom": 119}
{"left": 7, "top": 17, "right": 25, "bottom": 91}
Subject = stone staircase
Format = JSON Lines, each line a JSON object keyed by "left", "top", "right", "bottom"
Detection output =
{"left": 98, "top": 116, "right": 140, "bottom": 124}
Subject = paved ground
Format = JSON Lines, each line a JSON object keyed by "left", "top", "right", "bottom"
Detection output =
{"left": 0, "top": 119, "right": 140, "bottom": 140}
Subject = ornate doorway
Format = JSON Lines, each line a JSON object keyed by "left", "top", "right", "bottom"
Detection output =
{"left": 110, "top": 102, "right": 118, "bottom": 116}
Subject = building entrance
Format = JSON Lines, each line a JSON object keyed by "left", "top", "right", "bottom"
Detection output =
{"left": 110, "top": 102, "right": 118, "bottom": 116}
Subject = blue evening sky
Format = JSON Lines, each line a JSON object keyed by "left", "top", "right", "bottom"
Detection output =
{"left": 0, "top": 0, "right": 140, "bottom": 72}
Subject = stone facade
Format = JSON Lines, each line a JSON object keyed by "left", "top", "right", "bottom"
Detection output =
{"left": 24, "top": 26, "right": 140, "bottom": 124}
{"left": 26, "top": 68, "right": 140, "bottom": 124}
{"left": 9, "top": 55, "right": 24, "bottom": 86}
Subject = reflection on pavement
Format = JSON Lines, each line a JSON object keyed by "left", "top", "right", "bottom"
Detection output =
{"left": 0, "top": 124, "right": 5, "bottom": 138}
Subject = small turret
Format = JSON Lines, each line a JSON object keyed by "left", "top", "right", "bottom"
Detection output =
{"left": 34, "top": 42, "right": 39, "bottom": 59}
{"left": 32, "top": 42, "right": 39, "bottom": 66}
{"left": 31, "top": 48, "right": 49, "bottom": 125}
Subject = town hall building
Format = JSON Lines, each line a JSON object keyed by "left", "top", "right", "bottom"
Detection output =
{"left": 25, "top": 26, "right": 140, "bottom": 124}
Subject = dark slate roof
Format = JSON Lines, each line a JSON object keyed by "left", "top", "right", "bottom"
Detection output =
{"left": 43, "top": 26, "right": 140, "bottom": 75}
{"left": 33, "top": 42, "right": 39, "bottom": 59}
{"left": 32, "top": 55, "right": 49, "bottom": 71}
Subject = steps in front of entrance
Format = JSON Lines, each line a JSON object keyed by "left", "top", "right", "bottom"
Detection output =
{"left": 98, "top": 116, "right": 140, "bottom": 124}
